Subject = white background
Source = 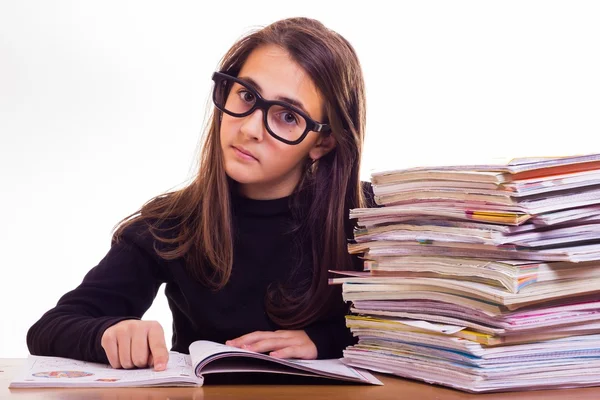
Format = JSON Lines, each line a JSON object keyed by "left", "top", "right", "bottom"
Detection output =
{"left": 1, "top": 0, "right": 599, "bottom": 357}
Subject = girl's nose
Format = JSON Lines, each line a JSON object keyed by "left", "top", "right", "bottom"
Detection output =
{"left": 239, "top": 109, "right": 265, "bottom": 142}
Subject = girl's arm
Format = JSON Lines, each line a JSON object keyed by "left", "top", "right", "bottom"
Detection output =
{"left": 303, "top": 284, "right": 356, "bottom": 359}
{"left": 227, "top": 285, "right": 355, "bottom": 359}
{"left": 26, "top": 223, "right": 165, "bottom": 364}
{"left": 298, "top": 182, "right": 378, "bottom": 358}
{"left": 302, "top": 182, "right": 379, "bottom": 358}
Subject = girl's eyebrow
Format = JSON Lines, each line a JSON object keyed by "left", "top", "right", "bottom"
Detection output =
{"left": 238, "top": 75, "right": 311, "bottom": 116}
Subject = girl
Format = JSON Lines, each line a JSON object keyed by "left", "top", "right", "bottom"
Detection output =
{"left": 27, "top": 17, "right": 371, "bottom": 372}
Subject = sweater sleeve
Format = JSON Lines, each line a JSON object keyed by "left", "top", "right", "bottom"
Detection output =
{"left": 26, "top": 224, "right": 165, "bottom": 364}
{"left": 305, "top": 181, "right": 380, "bottom": 359}
{"left": 304, "top": 285, "right": 356, "bottom": 359}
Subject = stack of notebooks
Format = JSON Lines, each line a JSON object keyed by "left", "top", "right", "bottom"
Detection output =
{"left": 334, "top": 153, "right": 600, "bottom": 392}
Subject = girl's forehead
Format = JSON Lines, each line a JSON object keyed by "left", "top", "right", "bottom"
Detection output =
{"left": 238, "top": 45, "right": 324, "bottom": 119}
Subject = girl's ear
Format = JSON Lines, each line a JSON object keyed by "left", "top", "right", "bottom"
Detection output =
{"left": 308, "top": 134, "right": 336, "bottom": 161}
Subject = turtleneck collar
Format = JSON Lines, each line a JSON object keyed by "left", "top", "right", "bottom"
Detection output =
{"left": 231, "top": 191, "right": 293, "bottom": 217}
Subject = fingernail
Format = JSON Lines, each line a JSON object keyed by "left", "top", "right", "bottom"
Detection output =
{"left": 155, "top": 363, "right": 165, "bottom": 370}
{"left": 225, "top": 340, "right": 231, "bottom": 345}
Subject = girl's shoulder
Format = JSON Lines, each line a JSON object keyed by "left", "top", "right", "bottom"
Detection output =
{"left": 113, "top": 192, "right": 190, "bottom": 244}
{"left": 112, "top": 211, "right": 184, "bottom": 256}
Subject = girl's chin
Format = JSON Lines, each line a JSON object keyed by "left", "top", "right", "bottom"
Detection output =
{"left": 224, "top": 167, "right": 262, "bottom": 185}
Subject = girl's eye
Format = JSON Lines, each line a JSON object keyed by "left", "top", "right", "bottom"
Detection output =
{"left": 239, "top": 90, "right": 255, "bottom": 103}
{"left": 281, "top": 112, "right": 298, "bottom": 125}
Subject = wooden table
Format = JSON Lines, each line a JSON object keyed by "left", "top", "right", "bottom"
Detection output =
{"left": 2, "top": 358, "right": 600, "bottom": 399}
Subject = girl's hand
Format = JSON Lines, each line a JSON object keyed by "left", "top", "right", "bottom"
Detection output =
{"left": 101, "top": 320, "right": 169, "bottom": 371}
{"left": 226, "top": 330, "right": 318, "bottom": 359}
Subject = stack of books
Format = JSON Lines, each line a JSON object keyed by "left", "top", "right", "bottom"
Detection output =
{"left": 335, "top": 153, "right": 600, "bottom": 392}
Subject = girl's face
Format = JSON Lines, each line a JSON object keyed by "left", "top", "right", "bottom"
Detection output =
{"left": 219, "top": 44, "right": 334, "bottom": 200}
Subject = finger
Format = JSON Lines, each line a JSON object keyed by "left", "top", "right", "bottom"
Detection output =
{"left": 117, "top": 331, "right": 134, "bottom": 369}
{"left": 270, "top": 345, "right": 316, "bottom": 360}
{"left": 273, "top": 330, "right": 298, "bottom": 338}
{"left": 148, "top": 325, "right": 169, "bottom": 371}
{"left": 243, "top": 338, "right": 299, "bottom": 353}
{"left": 101, "top": 330, "right": 121, "bottom": 369}
{"left": 226, "top": 331, "right": 281, "bottom": 347}
{"left": 130, "top": 329, "right": 150, "bottom": 368}
{"left": 148, "top": 353, "right": 154, "bottom": 368}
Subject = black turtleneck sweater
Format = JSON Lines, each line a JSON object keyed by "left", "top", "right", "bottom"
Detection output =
{"left": 27, "top": 187, "right": 374, "bottom": 363}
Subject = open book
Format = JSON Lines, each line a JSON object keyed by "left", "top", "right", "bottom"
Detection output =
{"left": 9, "top": 340, "right": 382, "bottom": 388}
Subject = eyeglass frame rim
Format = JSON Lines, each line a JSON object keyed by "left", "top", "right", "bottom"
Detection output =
{"left": 211, "top": 71, "right": 331, "bottom": 146}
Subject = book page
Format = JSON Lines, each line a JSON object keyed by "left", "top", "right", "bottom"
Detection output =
{"left": 189, "top": 340, "right": 382, "bottom": 384}
{"left": 10, "top": 352, "right": 198, "bottom": 388}
{"left": 189, "top": 340, "right": 256, "bottom": 370}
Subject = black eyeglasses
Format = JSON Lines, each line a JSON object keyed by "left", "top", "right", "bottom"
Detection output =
{"left": 211, "top": 71, "right": 331, "bottom": 145}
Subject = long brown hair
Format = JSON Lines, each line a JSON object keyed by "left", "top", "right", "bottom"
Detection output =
{"left": 114, "top": 17, "right": 367, "bottom": 328}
